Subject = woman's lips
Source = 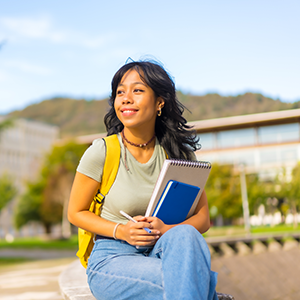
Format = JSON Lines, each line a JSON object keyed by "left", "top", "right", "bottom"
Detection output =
{"left": 121, "top": 109, "right": 138, "bottom": 116}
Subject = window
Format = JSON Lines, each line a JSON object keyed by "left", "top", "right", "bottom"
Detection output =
{"left": 258, "top": 123, "right": 299, "bottom": 144}
{"left": 217, "top": 128, "right": 256, "bottom": 148}
{"left": 197, "top": 133, "right": 215, "bottom": 150}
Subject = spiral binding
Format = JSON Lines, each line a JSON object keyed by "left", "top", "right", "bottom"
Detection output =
{"left": 169, "top": 159, "right": 211, "bottom": 169}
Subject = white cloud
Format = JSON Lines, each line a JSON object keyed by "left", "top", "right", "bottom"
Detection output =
{"left": 0, "top": 15, "right": 124, "bottom": 51}
{"left": 80, "top": 32, "right": 119, "bottom": 49}
{"left": 5, "top": 60, "right": 52, "bottom": 75}
{"left": 0, "top": 16, "right": 65, "bottom": 43}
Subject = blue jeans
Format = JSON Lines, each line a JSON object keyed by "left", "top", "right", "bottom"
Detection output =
{"left": 87, "top": 225, "right": 218, "bottom": 300}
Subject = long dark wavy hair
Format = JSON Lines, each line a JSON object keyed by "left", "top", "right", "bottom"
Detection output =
{"left": 104, "top": 60, "right": 200, "bottom": 160}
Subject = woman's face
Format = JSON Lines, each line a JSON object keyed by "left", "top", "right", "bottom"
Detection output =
{"left": 114, "top": 69, "right": 164, "bottom": 132}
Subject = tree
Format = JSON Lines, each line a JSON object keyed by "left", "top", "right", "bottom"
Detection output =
{"left": 0, "top": 173, "right": 17, "bottom": 212}
{"left": 246, "top": 173, "right": 271, "bottom": 215}
{"left": 205, "top": 164, "right": 242, "bottom": 222}
{"left": 14, "top": 181, "right": 46, "bottom": 231}
{"left": 245, "top": 165, "right": 300, "bottom": 227}
{"left": 205, "top": 163, "right": 277, "bottom": 225}
{"left": 0, "top": 118, "right": 14, "bottom": 133}
{"left": 287, "top": 163, "right": 300, "bottom": 228}
{"left": 14, "top": 141, "right": 87, "bottom": 236}
{"left": 41, "top": 141, "right": 87, "bottom": 237}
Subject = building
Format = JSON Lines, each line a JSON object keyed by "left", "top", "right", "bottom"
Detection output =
{"left": 0, "top": 117, "right": 59, "bottom": 238}
{"left": 191, "top": 108, "right": 300, "bottom": 180}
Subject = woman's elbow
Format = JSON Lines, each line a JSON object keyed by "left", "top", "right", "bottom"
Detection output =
{"left": 201, "top": 221, "right": 210, "bottom": 234}
{"left": 67, "top": 205, "right": 76, "bottom": 226}
{"left": 200, "top": 216, "right": 211, "bottom": 234}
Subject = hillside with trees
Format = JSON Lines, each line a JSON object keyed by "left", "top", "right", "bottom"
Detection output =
{"left": 8, "top": 92, "right": 300, "bottom": 138}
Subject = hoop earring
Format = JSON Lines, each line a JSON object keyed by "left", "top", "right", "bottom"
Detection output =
{"left": 157, "top": 108, "right": 162, "bottom": 117}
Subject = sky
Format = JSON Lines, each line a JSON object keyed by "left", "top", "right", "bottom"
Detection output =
{"left": 0, "top": 0, "right": 299, "bottom": 114}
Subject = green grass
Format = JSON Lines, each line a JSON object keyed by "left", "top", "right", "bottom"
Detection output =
{"left": 204, "top": 224, "right": 300, "bottom": 238}
{"left": 0, "top": 235, "right": 78, "bottom": 250}
{"left": 251, "top": 224, "right": 300, "bottom": 234}
{"left": 0, "top": 257, "right": 33, "bottom": 267}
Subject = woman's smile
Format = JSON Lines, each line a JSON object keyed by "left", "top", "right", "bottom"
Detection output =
{"left": 121, "top": 108, "right": 138, "bottom": 117}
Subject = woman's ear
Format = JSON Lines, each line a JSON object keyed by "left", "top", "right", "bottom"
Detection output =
{"left": 157, "top": 97, "right": 165, "bottom": 109}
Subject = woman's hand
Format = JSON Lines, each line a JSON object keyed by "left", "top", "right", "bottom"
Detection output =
{"left": 117, "top": 216, "right": 160, "bottom": 246}
{"left": 144, "top": 216, "right": 173, "bottom": 235}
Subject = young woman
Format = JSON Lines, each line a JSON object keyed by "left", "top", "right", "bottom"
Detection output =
{"left": 68, "top": 60, "right": 218, "bottom": 300}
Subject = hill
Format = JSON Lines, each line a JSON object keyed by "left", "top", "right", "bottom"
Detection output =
{"left": 8, "top": 92, "right": 300, "bottom": 138}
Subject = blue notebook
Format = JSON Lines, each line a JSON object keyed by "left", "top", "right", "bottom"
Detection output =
{"left": 152, "top": 180, "right": 200, "bottom": 225}
{"left": 145, "top": 159, "right": 211, "bottom": 222}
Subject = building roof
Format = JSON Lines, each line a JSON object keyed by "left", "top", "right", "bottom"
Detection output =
{"left": 189, "top": 108, "right": 300, "bottom": 133}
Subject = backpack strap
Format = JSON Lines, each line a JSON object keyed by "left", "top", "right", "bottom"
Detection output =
{"left": 76, "top": 134, "right": 120, "bottom": 267}
{"left": 85, "top": 134, "right": 121, "bottom": 214}
{"left": 95, "top": 134, "right": 121, "bottom": 203}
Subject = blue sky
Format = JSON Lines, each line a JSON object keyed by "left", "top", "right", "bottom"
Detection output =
{"left": 0, "top": 0, "right": 299, "bottom": 114}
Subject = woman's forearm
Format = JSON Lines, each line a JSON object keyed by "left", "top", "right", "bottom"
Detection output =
{"left": 69, "top": 209, "right": 117, "bottom": 237}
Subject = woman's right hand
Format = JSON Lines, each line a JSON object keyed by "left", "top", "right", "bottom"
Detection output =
{"left": 116, "top": 216, "right": 160, "bottom": 246}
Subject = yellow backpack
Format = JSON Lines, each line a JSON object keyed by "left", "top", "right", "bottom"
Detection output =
{"left": 76, "top": 134, "right": 120, "bottom": 268}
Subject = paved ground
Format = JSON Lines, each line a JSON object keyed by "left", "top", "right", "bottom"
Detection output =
{"left": 0, "top": 257, "right": 76, "bottom": 300}
{"left": 211, "top": 247, "right": 300, "bottom": 300}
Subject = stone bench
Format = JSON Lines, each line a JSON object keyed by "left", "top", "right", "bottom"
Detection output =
{"left": 59, "top": 260, "right": 235, "bottom": 300}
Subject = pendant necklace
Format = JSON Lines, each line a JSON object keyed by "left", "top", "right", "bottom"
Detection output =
{"left": 121, "top": 129, "right": 155, "bottom": 148}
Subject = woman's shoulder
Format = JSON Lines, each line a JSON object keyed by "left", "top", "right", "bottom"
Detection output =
{"left": 85, "top": 138, "right": 106, "bottom": 158}
{"left": 76, "top": 138, "right": 107, "bottom": 182}
{"left": 91, "top": 137, "right": 106, "bottom": 147}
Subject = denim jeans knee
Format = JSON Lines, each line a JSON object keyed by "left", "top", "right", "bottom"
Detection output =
{"left": 86, "top": 226, "right": 218, "bottom": 300}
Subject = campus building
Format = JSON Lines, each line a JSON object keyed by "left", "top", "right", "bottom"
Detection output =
{"left": 191, "top": 108, "right": 300, "bottom": 180}
{"left": 0, "top": 117, "right": 59, "bottom": 238}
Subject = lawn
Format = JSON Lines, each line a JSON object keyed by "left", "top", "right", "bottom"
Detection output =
{"left": 0, "top": 235, "right": 78, "bottom": 250}
{"left": 0, "top": 257, "right": 33, "bottom": 267}
{"left": 204, "top": 224, "right": 300, "bottom": 237}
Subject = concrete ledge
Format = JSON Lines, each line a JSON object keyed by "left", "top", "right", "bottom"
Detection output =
{"left": 59, "top": 260, "right": 95, "bottom": 300}
{"left": 59, "top": 259, "right": 234, "bottom": 300}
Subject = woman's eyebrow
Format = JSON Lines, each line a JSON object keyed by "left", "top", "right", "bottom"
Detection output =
{"left": 118, "top": 81, "right": 147, "bottom": 87}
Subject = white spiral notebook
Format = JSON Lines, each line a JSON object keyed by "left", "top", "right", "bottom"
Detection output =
{"left": 145, "top": 159, "right": 212, "bottom": 221}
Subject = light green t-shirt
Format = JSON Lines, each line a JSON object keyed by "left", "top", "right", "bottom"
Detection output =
{"left": 76, "top": 133, "right": 167, "bottom": 224}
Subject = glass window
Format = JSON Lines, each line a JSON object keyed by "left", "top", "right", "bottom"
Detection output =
{"left": 217, "top": 128, "right": 256, "bottom": 148}
{"left": 197, "top": 133, "right": 215, "bottom": 150}
{"left": 258, "top": 123, "right": 300, "bottom": 144}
